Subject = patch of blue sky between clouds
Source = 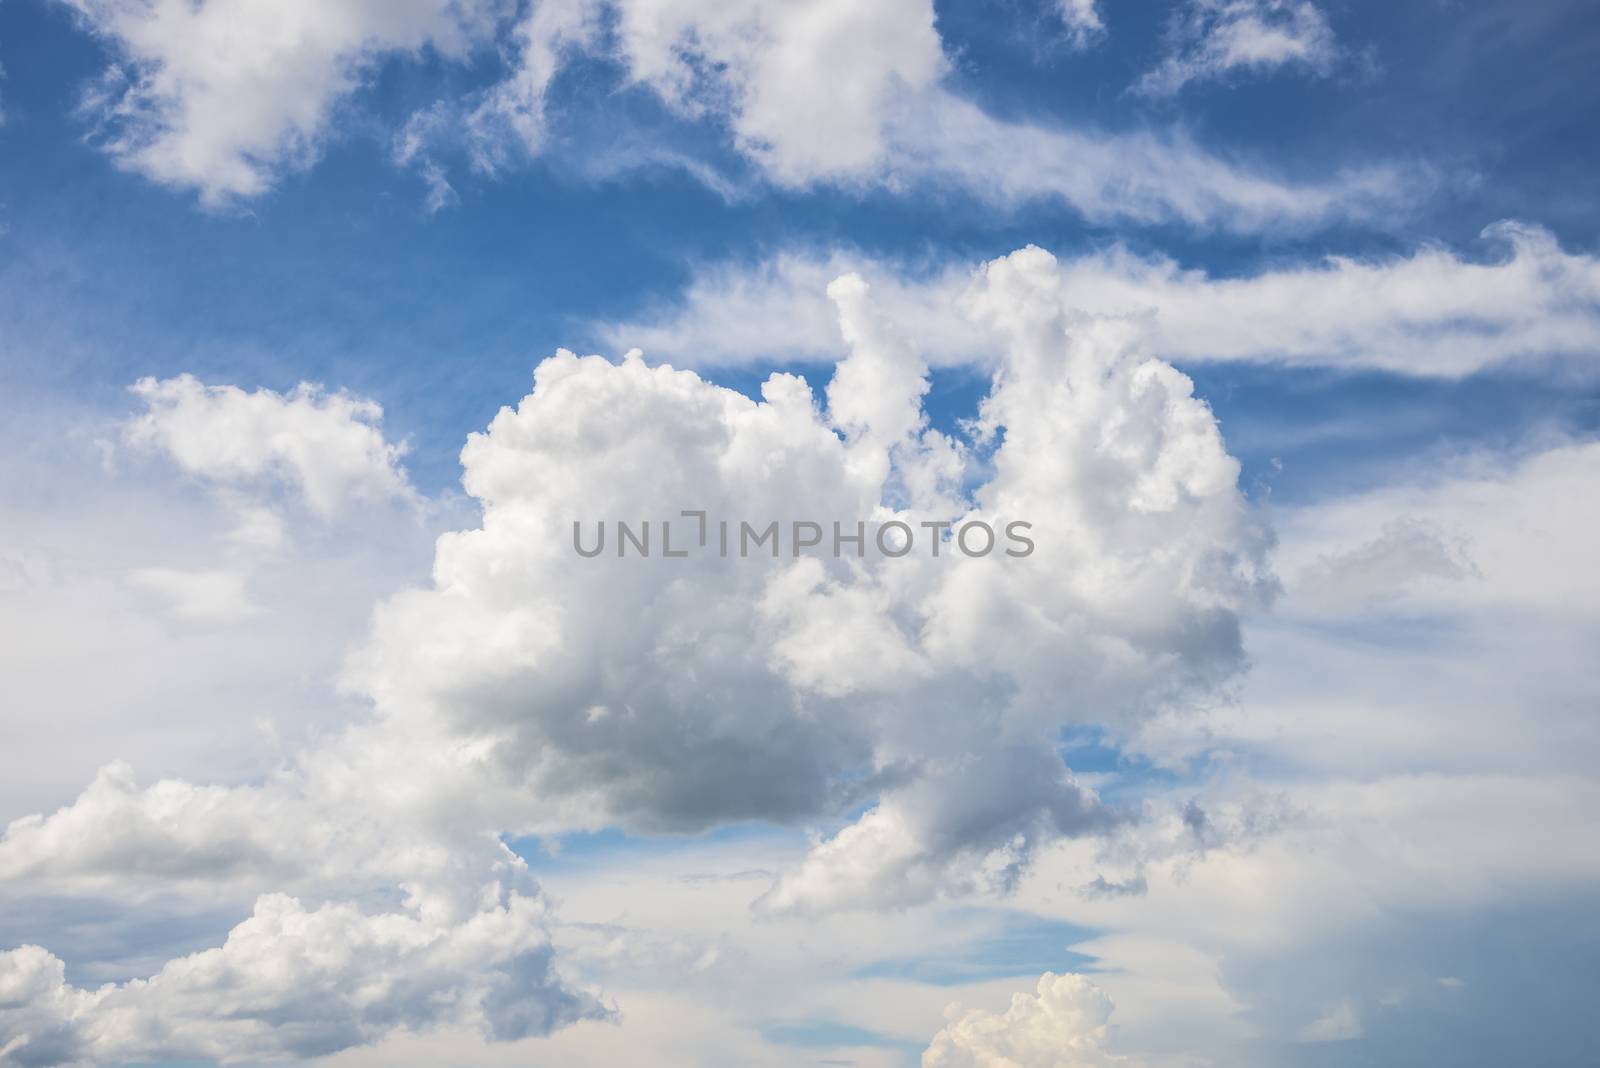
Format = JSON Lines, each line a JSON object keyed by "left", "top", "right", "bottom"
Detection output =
{"left": 855, "top": 910, "right": 1102, "bottom": 987}
{"left": 510, "top": 821, "right": 802, "bottom": 871}
{"left": 759, "top": 1018, "right": 920, "bottom": 1055}
{"left": 1058, "top": 726, "right": 1183, "bottom": 805}
{"left": 1184, "top": 363, "right": 1600, "bottom": 506}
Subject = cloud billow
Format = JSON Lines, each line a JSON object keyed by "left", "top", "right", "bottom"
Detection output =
{"left": 0, "top": 247, "right": 1271, "bottom": 1062}
{"left": 347, "top": 247, "right": 1273, "bottom": 905}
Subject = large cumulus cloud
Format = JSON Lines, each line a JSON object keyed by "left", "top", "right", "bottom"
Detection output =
{"left": 344, "top": 245, "right": 1272, "bottom": 907}
{"left": 2, "top": 245, "right": 1271, "bottom": 1061}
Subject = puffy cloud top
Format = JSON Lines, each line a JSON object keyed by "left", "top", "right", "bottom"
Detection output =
{"left": 924, "top": 971, "right": 1138, "bottom": 1068}
{"left": 124, "top": 374, "right": 414, "bottom": 516}
{"left": 0, "top": 891, "right": 599, "bottom": 1067}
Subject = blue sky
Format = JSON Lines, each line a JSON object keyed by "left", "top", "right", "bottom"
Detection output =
{"left": 4, "top": 0, "right": 1597, "bottom": 496}
{"left": 1, "top": 1, "right": 1598, "bottom": 1066}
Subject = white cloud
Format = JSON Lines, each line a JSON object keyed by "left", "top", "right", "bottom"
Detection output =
{"left": 757, "top": 747, "right": 1113, "bottom": 915}
{"left": 924, "top": 971, "right": 1139, "bottom": 1067}
{"left": 6, "top": 247, "right": 1269, "bottom": 959}
{"left": 464, "top": 0, "right": 600, "bottom": 172}
{"left": 610, "top": 0, "right": 946, "bottom": 186}
{"left": 997, "top": 432, "right": 1600, "bottom": 1062}
{"left": 885, "top": 92, "right": 1411, "bottom": 229}
{"left": 1115, "top": 433, "right": 1600, "bottom": 805}
{"left": 393, "top": 0, "right": 601, "bottom": 183}
{"left": 0, "top": 385, "right": 584, "bottom": 1065}
{"left": 0, "top": 891, "right": 600, "bottom": 1067}
{"left": 1274, "top": 437, "right": 1600, "bottom": 621}
{"left": 1295, "top": 999, "right": 1362, "bottom": 1042}
{"left": 1149, "top": 435, "right": 1600, "bottom": 790}
{"left": 0, "top": 402, "right": 438, "bottom": 822}
{"left": 0, "top": 250, "right": 1270, "bottom": 1058}
{"left": 0, "top": 718, "right": 595, "bottom": 922}
{"left": 61, "top": 0, "right": 1410, "bottom": 228}
{"left": 308, "top": 829, "right": 1136, "bottom": 1068}
{"left": 1056, "top": 0, "right": 1107, "bottom": 49}
{"left": 62, "top": 0, "right": 504, "bottom": 205}
{"left": 1003, "top": 769, "right": 1600, "bottom": 1063}
{"left": 600, "top": 222, "right": 1600, "bottom": 377}
{"left": 29, "top": 242, "right": 1600, "bottom": 1065}
{"left": 125, "top": 565, "right": 262, "bottom": 622}
{"left": 596, "top": 250, "right": 986, "bottom": 368}
{"left": 112, "top": 375, "right": 419, "bottom": 629}
{"left": 124, "top": 374, "right": 415, "bottom": 517}
{"left": 1136, "top": 0, "right": 1340, "bottom": 97}
{"left": 589, "top": 0, "right": 1405, "bottom": 228}
{"left": 222, "top": 498, "right": 290, "bottom": 553}
{"left": 0, "top": 734, "right": 605, "bottom": 1064}
{"left": 1292, "top": 518, "right": 1480, "bottom": 612}
{"left": 137, "top": 356, "right": 1600, "bottom": 1067}
{"left": 1048, "top": 221, "right": 1600, "bottom": 375}
{"left": 338, "top": 249, "right": 1269, "bottom": 910}
{"left": 11, "top": 287, "right": 1599, "bottom": 1065}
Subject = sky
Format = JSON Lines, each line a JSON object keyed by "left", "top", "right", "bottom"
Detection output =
{"left": 0, "top": 1, "right": 1597, "bottom": 1066}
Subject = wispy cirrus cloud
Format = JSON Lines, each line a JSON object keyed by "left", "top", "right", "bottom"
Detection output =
{"left": 1055, "top": 0, "right": 1107, "bottom": 50}
{"left": 598, "top": 222, "right": 1600, "bottom": 378}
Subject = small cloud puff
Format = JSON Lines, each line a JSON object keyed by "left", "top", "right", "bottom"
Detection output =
{"left": 924, "top": 971, "right": 1142, "bottom": 1067}
{"left": 124, "top": 374, "right": 415, "bottom": 517}
{"left": 1136, "top": 0, "right": 1340, "bottom": 98}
